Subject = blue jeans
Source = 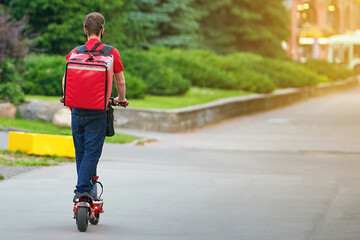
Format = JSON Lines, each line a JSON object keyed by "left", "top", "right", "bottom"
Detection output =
{"left": 71, "top": 108, "right": 107, "bottom": 193}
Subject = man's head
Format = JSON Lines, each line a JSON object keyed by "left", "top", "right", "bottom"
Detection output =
{"left": 83, "top": 12, "right": 105, "bottom": 37}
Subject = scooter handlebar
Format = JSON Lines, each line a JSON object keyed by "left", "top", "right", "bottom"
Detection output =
{"left": 60, "top": 97, "right": 128, "bottom": 108}
{"left": 109, "top": 97, "right": 129, "bottom": 108}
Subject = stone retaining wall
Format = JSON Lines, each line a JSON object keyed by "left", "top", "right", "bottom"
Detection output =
{"left": 16, "top": 77, "right": 359, "bottom": 133}
{"left": 113, "top": 77, "right": 359, "bottom": 132}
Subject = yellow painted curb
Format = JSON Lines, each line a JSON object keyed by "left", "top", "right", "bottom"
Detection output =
{"left": 8, "top": 131, "right": 75, "bottom": 158}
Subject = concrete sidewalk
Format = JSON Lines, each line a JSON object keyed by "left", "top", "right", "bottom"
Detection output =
{"left": 1, "top": 87, "right": 360, "bottom": 239}
{"left": 147, "top": 86, "right": 360, "bottom": 153}
{"left": 1, "top": 145, "right": 360, "bottom": 240}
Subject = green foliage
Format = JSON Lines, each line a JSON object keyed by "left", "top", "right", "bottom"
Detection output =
{"left": 2, "top": 0, "right": 289, "bottom": 59}
{"left": 0, "top": 8, "right": 28, "bottom": 105}
{"left": 147, "top": 68, "right": 190, "bottom": 95}
{"left": 150, "top": 48, "right": 237, "bottom": 89}
{"left": 251, "top": 58, "right": 322, "bottom": 88}
{"left": 217, "top": 52, "right": 325, "bottom": 88}
{"left": 150, "top": 48, "right": 277, "bottom": 93}
{"left": 22, "top": 54, "right": 150, "bottom": 99}
{"left": 149, "top": 48, "right": 332, "bottom": 93}
{"left": 0, "top": 59, "right": 26, "bottom": 105}
{"left": 302, "top": 59, "right": 357, "bottom": 81}
{"left": 0, "top": 82, "right": 25, "bottom": 106}
{"left": 23, "top": 51, "right": 190, "bottom": 98}
{"left": 23, "top": 55, "right": 65, "bottom": 96}
{"left": 111, "top": 72, "right": 147, "bottom": 99}
{"left": 29, "top": 87, "right": 249, "bottom": 109}
{"left": 104, "top": 132, "right": 141, "bottom": 144}
{"left": 122, "top": 49, "right": 191, "bottom": 95}
{"left": 2, "top": 0, "right": 199, "bottom": 53}
{"left": 193, "top": 0, "right": 290, "bottom": 58}
{"left": 2, "top": 0, "right": 132, "bottom": 54}
{"left": 130, "top": 0, "right": 199, "bottom": 48}
{"left": 129, "top": 87, "right": 249, "bottom": 109}
{"left": 22, "top": 48, "right": 350, "bottom": 99}
{"left": 235, "top": 71, "right": 275, "bottom": 94}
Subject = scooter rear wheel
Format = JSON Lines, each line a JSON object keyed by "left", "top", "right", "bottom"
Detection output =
{"left": 76, "top": 207, "right": 89, "bottom": 232}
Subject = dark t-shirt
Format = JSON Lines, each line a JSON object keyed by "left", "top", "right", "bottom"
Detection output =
{"left": 65, "top": 38, "right": 124, "bottom": 73}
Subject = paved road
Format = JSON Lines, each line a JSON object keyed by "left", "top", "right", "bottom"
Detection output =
{"left": 1, "top": 87, "right": 360, "bottom": 240}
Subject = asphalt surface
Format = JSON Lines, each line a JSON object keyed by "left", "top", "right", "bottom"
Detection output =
{"left": 1, "top": 87, "right": 360, "bottom": 239}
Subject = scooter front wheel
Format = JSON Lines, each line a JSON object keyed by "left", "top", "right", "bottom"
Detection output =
{"left": 76, "top": 207, "right": 89, "bottom": 232}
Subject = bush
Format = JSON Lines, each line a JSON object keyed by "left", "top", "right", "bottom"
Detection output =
{"left": 121, "top": 49, "right": 191, "bottom": 95}
{"left": 147, "top": 68, "right": 190, "bottom": 95}
{"left": 235, "top": 71, "right": 275, "bottom": 93}
{"left": 121, "top": 50, "right": 162, "bottom": 81}
{"left": 255, "top": 58, "right": 322, "bottom": 88}
{"left": 151, "top": 48, "right": 276, "bottom": 93}
{"left": 302, "top": 59, "right": 356, "bottom": 81}
{"left": 0, "top": 8, "right": 29, "bottom": 105}
{"left": 23, "top": 48, "right": 351, "bottom": 100}
{"left": 151, "top": 48, "right": 238, "bottom": 89}
{"left": 221, "top": 53, "right": 323, "bottom": 88}
{"left": 0, "top": 59, "right": 25, "bottom": 105}
{"left": 111, "top": 72, "right": 147, "bottom": 99}
{"left": 23, "top": 54, "right": 150, "bottom": 99}
{"left": 23, "top": 54, "right": 65, "bottom": 96}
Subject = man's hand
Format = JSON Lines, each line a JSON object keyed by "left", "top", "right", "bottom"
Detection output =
{"left": 113, "top": 96, "right": 127, "bottom": 105}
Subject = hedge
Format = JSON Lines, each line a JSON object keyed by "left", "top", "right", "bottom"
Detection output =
{"left": 22, "top": 53, "right": 191, "bottom": 98}
{"left": 0, "top": 59, "right": 25, "bottom": 105}
{"left": 21, "top": 49, "right": 354, "bottom": 99}
{"left": 23, "top": 55, "right": 65, "bottom": 96}
{"left": 111, "top": 72, "right": 147, "bottom": 99}
{"left": 121, "top": 50, "right": 191, "bottom": 95}
{"left": 149, "top": 48, "right": 327, "bottom": 93}
{"left": 302, "top": 59, "right": 356, "bottom": 81}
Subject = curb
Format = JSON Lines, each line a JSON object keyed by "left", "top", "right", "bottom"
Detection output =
{"left": 8, "top": 131, "right": 75, "bottom": 158}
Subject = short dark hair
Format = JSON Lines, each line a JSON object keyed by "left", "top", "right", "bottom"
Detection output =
{"left": 83, "top": 12, "right": 105, "bottom": 36}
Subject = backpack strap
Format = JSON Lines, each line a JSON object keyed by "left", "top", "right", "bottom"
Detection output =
{"left": 89, "top": 42, "right": 103, "bottom": 52}
{"left": 101, "top": 45, "right": 114, "bottom": 54}
{"left": 75, "top": 43, "right": 114, "bottom": 54}
{"left": 75, "top": 45, "right": 88, "bottom": 53}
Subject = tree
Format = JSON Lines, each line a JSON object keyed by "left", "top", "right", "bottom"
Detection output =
{"left": 1, "top": 0, "right": 200, "bottom": 53}
{"left": 1, "top": 0, "right": 290, "bottom": 58}
{"left": 129, "top": 0, "right": 200, "bottom": 48}
{"left": 0, "top": 5, "right": 28, "bottom": 105}
{"left": 194, "top": 0, "right": 290, "bottom": 58}
{"left": 1, "top": 0, "right": 131, "bottom": 54}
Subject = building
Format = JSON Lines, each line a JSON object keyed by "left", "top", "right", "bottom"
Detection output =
{"left": 287, "top": 0, "right": 360, "bottom": 60}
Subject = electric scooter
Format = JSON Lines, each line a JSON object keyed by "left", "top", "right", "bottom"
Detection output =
{"left": 73, "top": 171, "right": 104, "bottom": 232}
{"left": 61, "top": 97, "right": 128, "bottom": 232}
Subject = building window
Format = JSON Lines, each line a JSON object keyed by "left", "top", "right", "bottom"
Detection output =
{"left": 327, "top": 0, "right": 339, "bottom": 33}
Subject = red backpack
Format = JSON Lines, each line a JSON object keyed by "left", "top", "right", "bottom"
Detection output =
{"left": 64, "top": 42, "right": 114, "bottom": 110}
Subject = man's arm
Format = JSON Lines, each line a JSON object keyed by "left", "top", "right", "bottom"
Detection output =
{"left": 114, "top": 72, "right": 126, "bottom": 103}
{"left": 62, "top": 75, "right": 65, "bottom": 93}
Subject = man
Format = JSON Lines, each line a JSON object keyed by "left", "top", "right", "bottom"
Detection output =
{"left": 63, "top": 12, "right": 126, "bottom": 201}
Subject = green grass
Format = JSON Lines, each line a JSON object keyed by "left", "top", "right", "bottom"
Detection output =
{"left": 0, "top": 117, "right": 72, "bottom": 135}
{"left": 26, "top": 87, "right": 250, "bottom": 109}
{"left": 0, "top": 118, "right": 140, "bottom": 144}
{"left": 128, "top": 87, "right": 249, "bottom": 109}
{"left": 0, "top": 175, "right": 3, "bottom": 180}
{"left": 104, "top": 133, "right": 140, "bottom": 144}
{"left": 26, "top": 95, "right": 60, "bottom": 101}
{"left": 0, "top": 150, "right": 74, "bottom": 166}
